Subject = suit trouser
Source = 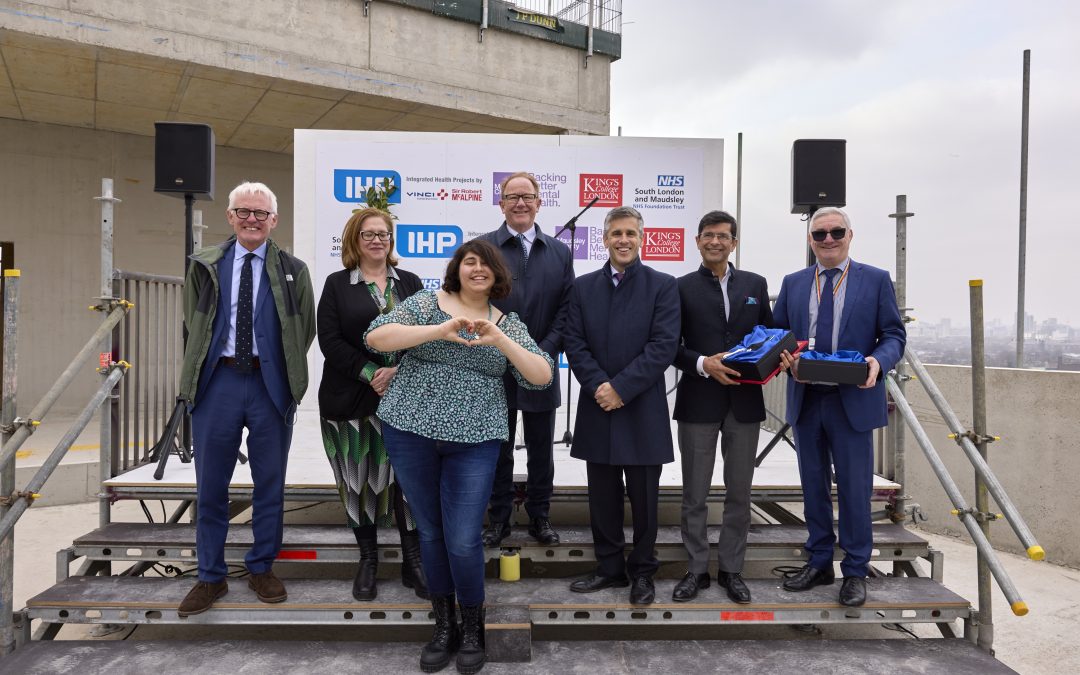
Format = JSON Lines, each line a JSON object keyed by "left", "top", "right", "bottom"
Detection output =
{"left": 793, "top": 386, "right": 874, "bottom": 578}
{"left": 487, "top": 408, "right": 556, "bottom": 523}
{"left": 586, "top": 462, "right": 661, "bottom": 580}
{"left": 192, "top": 365, "right": 291, "bottom": 582}
{"left": 678, "top": 412, "right": 760, "bottom": 575}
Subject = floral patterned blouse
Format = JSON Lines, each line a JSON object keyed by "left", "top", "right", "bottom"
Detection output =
{"left": 364, "top": 290, "right": 554, "bottom": 443}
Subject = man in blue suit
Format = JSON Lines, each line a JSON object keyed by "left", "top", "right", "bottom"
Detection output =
{"left": 773, "top": 207, "right": 905, "bottom": 607}
{"left": 177, "top": 181, "right": 315, "bottom": 616}
{"left": 564, "top": 206, "right": 680, "bottom": 605}
{"left": 478, "top": 172, "right": 574, "bottom": 547}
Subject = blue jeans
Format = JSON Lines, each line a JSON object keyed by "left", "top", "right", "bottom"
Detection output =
{"left": 381, "top": 423, "right": 500, "bottom": 606}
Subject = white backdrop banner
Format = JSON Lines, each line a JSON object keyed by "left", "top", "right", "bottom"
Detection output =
{"left": 294, "top": 131, "right": 724, "bottom": 413}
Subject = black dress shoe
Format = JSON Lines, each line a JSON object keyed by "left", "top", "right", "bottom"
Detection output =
{"left": 782, "top": 565, "right": 836, "bottom": 592}
{"left": 527, "top": 517, "right": 561, "bottom": 546}
{"left": 839, "top": 576, "right": 867, "bottom": 607}
{"left": 717, "top": 571, "right": 752, "bottom": 604}
{"left": 629, "top": 576, "right": 655, "bottom": 605}
{"left": 671, "top": 572, "right": 710, "bottom": 602}
{"left": 481, "top": 521, "right": 511, "bottom": 548}
{"left": 570, "top": 572, "right": 629, "bottom": 593}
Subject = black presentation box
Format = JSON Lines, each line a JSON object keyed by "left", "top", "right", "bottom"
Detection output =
{"left": 722, "top": 330, "right": 799, "bottom": 384}
{"left": 799, "top": 357, "right": 869, "bottom": 385}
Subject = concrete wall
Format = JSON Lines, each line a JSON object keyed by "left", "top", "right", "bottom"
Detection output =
{"left": 905, "top": 365, "right": 1080, "bottom": 568}
{"left": 2, "top": 0, "right": 609, "bottom": 134}
{"left": 1, "top": 117, "right": 292, "bottom": 412}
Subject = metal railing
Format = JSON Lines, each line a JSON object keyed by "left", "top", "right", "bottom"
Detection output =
{"left": 110, "top": 270, "right": 184, "bottom": 476}
{"left": 0, "top": 267, "right": 132, "bottom": 655}
{"left": 512, "top": 0, "right": 623, "bottom": 33}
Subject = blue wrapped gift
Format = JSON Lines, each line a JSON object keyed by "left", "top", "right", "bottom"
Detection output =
{"left": 799, "top": 350, "right": 870, "bottom": 385}
{"left": 721, "top": 326, "right": 799, "bottom": 383}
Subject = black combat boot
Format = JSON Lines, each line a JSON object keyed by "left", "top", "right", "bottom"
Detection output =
{"left": 456, "top": 604, "right": 486, "bottom": 674}
{"left": 400, "top": 530, "right": 430, "bottom": 599}
{"left": 352, "top": 537, "right": 378, "bottom": 601}
{"left": 421, "top": 593, "right": 460, "bottom": 672}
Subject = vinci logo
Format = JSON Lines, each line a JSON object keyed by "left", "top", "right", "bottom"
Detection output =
{"left": 397, "top": 225, "right": 463, "bottom": 258}
{"left": 641, "top": 228, "right": 685, "bottom": 261}
{"left": 333, "top": 170, "right": 402, "bottom": 204}
{"left": 657, "top": 175, "right": 685, "bottom": 187}
{"left": 579, "top": 174, "right": 622, "bottom": 207}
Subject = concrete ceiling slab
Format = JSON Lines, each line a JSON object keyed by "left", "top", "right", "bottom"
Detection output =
{"left": 245, "top": 90, "right": 336, "bottom": 128}
{"left": 16, "top": 89, "right": 94, "bottom": 127}
{"left": 97, "top": 62, "right": 182, "bottom": 107}
{"left": 3, "top": 46, "right": 96, "bottom": 98}
{"left": 95, "top": 100, "right": 161, "bottom": 136}
{"left": 227, "top": 122, "right": 293, "bottom": 152}
{"left": 0, "top": 30, "right": 567, "bottom": 153}
{"left": 177, "top": 77, "right": 262, "bottom": 122}
{"left": 312, "top": 101, "right": 403, "bottom": 130}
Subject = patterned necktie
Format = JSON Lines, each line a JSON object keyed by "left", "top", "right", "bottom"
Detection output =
{"left": 518, "top": 233, "right": 529, "bottom": 275}
{"left": 236, "top": 252, "right": 255, "bottom": 373}
{"left": 815, "top": 268, "right": 840, "bottom": 354}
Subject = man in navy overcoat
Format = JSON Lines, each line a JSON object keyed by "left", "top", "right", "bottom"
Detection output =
{"left": 477, "top": 171, "right": 575, "bottom": 547}
{"left": 773, "top": 207, "right": 906, "bottom": 607}
{"left": 563, "top": 206, "right": 680, "bottom": 605}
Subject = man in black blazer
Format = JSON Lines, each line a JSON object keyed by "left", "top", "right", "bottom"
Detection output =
{"left": 564, "top": 206, "right": 680, "bottom": 605}
{"left": 477, "top": 172, "right": 574, "bottom": 547}
{"left": 671, "top": 211, "right": 773, "bottom": 604}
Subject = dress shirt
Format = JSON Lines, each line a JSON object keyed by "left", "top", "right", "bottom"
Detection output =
{"left": 696, "top": 264, "right": 733, "bottom": 377}
{"left": 808, "top": 257, "right": 850, "bottom": 352}
{"left": 511, "top": 224, "right": 537, "bottom": 257}
{"left": 224, "top": 241, "right": 267, "bottom": 358}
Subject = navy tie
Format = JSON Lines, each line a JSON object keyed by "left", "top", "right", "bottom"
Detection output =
{"left": 815, "top": 268, "right": 840, "bottom": 354}
{"left": 518, "top": 233, "right": 529, "bottom": 275}
{"left": 236, "top": 252, "right": 254, "bottom": 373}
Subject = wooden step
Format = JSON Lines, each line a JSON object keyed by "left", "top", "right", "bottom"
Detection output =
{"left": 70, "top": 522, "right": 930, "bottom": 565}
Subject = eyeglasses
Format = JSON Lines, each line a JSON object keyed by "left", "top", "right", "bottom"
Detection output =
{"left": 231, "top": 208, "right": 272, "bottom": 222}
{"left": 502, "top": 193, "right": 538, "bottom": 204}
{"left": 699, "top": 232, "right": 735, "bottom": 242}
{"left": 810, "top": 227, "right": 847, "bottom": 242}
{"left": 359, "top": 231, "right": 392, "bottom": 241}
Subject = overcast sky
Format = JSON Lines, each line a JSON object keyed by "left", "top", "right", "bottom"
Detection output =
{"left": 610, "top": 1, "right": 1080, "bottom": 327}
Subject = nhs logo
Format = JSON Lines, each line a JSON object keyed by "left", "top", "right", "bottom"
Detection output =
{"left": 657, "top": 175, "right": 685, "bottom": 187}
{"left": 333, "top": 170, "right": 402, "bottom": 203}
{"left": 398, "top": 225, "right": 463, "bottom": 258}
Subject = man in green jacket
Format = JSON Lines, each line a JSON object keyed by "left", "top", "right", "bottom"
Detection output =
{"left": 177, "top": 181, "right": 315, "bottom": 617}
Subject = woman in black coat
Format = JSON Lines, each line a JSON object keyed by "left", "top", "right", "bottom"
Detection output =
{"left": 317, "top": 207, "right": 426, "bottom": 601}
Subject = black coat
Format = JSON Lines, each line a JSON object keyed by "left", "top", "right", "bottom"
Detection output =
{"left": 316, "top": 267, "right": 423, "bottom": 421}
{"left": 672, "top": 265, "right": 774, "bottom": 424}
{"left": 475, "top": 223, "right": 574, "bottom": 412}
{"left": 564, "top": 259, "right": 680, "bottom": 465}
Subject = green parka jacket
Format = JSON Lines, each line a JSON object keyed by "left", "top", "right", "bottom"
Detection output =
{"left": 179, "top": 236, "right": 316, "bottom": 407}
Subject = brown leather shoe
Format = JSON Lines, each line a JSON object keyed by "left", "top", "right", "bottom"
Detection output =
{"left": 248, "top": 570, "right": 287, "bottom": 603}
{"left": 177, "top": 580, "right": 228, "bottom": 617}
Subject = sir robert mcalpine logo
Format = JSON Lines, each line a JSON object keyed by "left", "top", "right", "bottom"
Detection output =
{"left": 641, "top": 228, "right": 685, "bottom": 261}
{"left": 579, "top": 174, "right": 622, "bottom": 207}
{"left": 333, "top": 170, "right": 402, "bottom": 204}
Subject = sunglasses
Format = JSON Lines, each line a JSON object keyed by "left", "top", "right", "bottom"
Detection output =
{"left": 811, "top": 227, "right": 847, "bottom": 242}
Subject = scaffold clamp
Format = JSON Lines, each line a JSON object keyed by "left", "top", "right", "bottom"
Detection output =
{"left": 0, "top": 417, "right": 40, "bottom": 435}
{"left": 88, "top": 298, "right": 135, "bottom": 313}
{"left": 947, "top": 430, "right": 1000, "bottom": 444}
{"left": 0, "top": 490, "right": 41, "bottom": 506}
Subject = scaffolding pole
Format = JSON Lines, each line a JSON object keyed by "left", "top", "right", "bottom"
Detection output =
{"left": 1, "top": 270, "right": 19, "bottom": 655}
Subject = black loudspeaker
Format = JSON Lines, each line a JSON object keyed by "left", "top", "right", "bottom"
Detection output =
{"left": 155, "top": 122, "right": 215, "bottom": 200}
{"left": 791, "top": 139, "right": 845, "bottom": 214}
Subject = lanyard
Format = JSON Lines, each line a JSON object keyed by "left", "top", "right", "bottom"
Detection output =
{"left": 815, "top": 265, "right": 849, "bottom": 303}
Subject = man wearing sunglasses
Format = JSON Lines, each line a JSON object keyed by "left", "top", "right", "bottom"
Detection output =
{"left": 177, "top": 181, "right": 315, "bottom": 616}
{"left": 772, "top": 206, "right": 906, "bottom": 607}
{"left": 477, "top": 171, "right": 575, "bottom": 547}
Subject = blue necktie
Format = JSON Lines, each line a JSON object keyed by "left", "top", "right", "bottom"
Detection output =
{"left": 236, "top": 252, "right": 254, "bottom": 373}
{"left": 518, "top": 233, "right": 529, "bottom": 275}
{"left": 815, "top": 268, "right": 840, "bottom": 354}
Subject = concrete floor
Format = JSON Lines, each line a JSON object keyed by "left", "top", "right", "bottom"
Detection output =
{"left": 10, "top": 499, "right": 1080, "bottom": 673}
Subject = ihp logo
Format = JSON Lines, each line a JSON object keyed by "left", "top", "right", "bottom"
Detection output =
{"left": 333, "top": 170, "right": 402, "bottom": 203}
{"left": 657, "top": 175, "right": 685, "bottom": 187}
{"left": 398, "top": 225, "right": 463, "bottom": 258}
